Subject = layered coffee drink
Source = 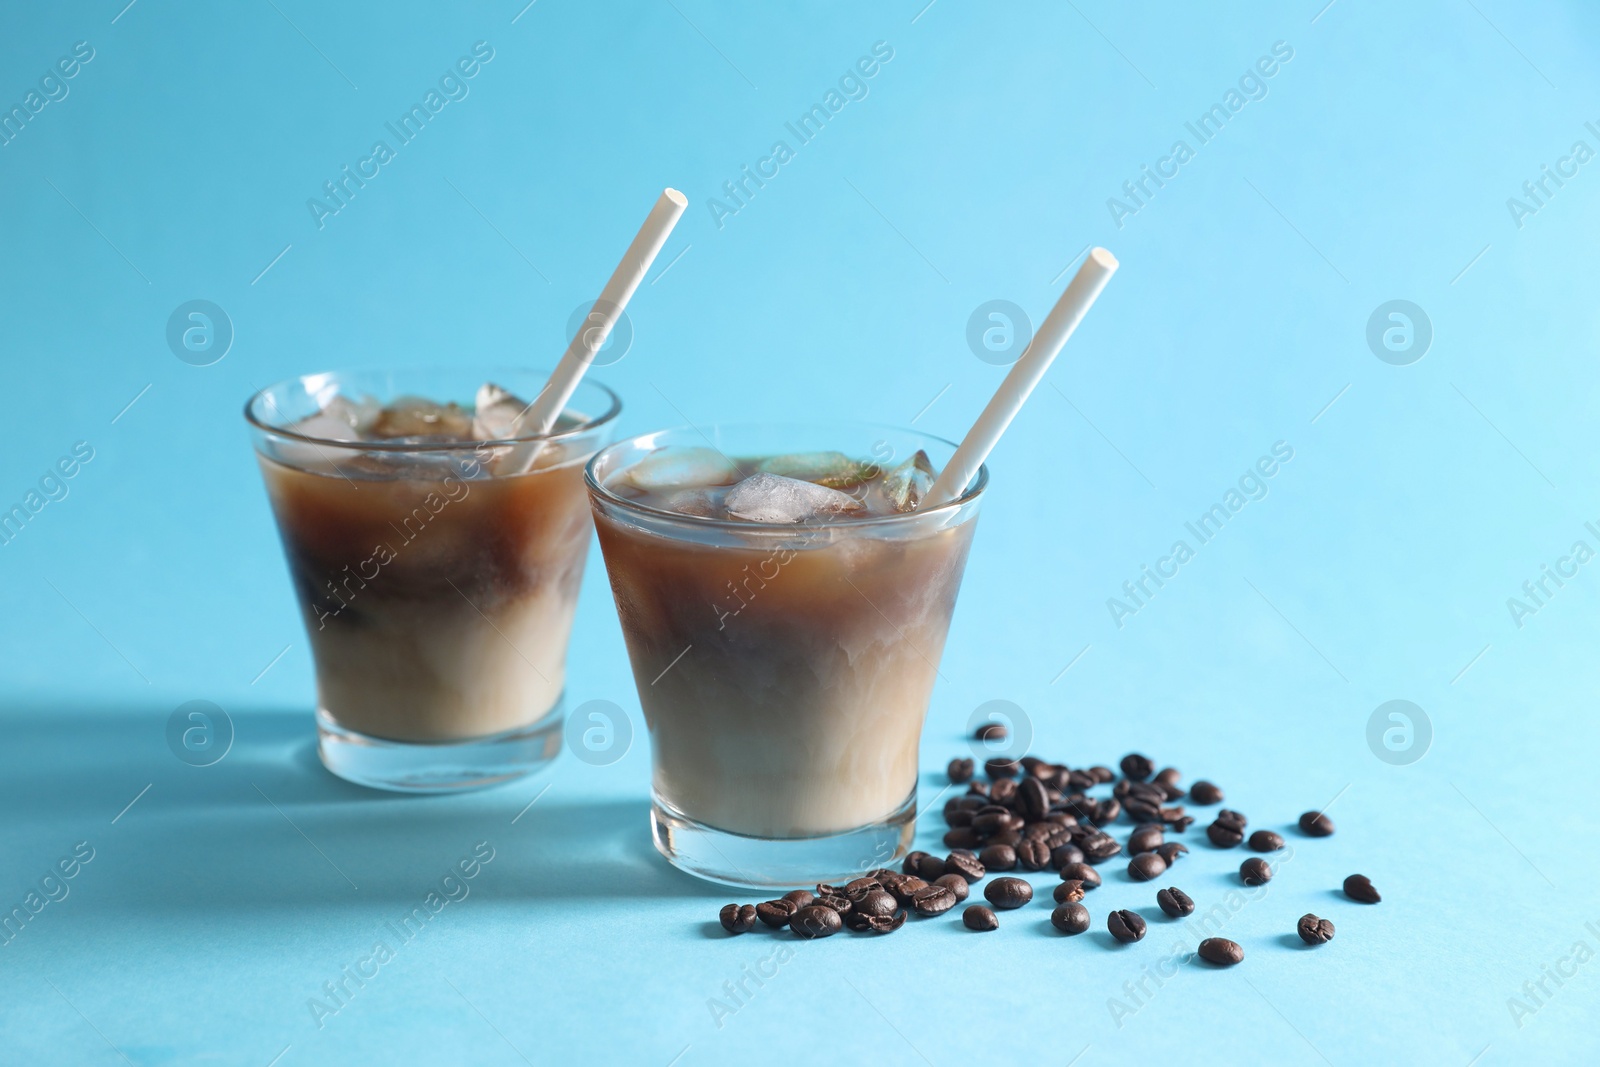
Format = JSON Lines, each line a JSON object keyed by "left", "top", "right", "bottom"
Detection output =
{"left": 248, "top": 371, "right": 618, "bottom": 790}
{"left": 587, "top": 428, "right": 986, "bottom": 874}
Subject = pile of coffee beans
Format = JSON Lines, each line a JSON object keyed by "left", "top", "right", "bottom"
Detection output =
{"left": 716, "top": 742, "right": 1382, "bottom": 963}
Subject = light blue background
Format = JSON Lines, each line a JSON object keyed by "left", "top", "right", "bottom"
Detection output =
{"left": 2, "top": 1, "right": 1597, "bottom": 1063}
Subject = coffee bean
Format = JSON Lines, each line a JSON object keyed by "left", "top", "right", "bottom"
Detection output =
{"left": 944, "top": 851, "right": 987, "bottom": 883}
{"left": 1080, "top": 832, "right": 1123, "bottom": 863}
{"left": 1107, "top": 909, "right": 1147, "bottom": 943}
{"left": 943, "top": 826, "right": 982, "bottom": 850}
{"left": 1016, "top": 838, "right": 1051, "bottom": 871}
{"left": 902, "top": 851, "right": 932, "bottom": 875}
{"left": 945, "top": 808, "right": 973, "bottom": 829}
{"left": 814, "top": 888, "right": 853, "bottom": 915}
{"left": 963, "top": 904, "right": 999, "bottom": 931}
{"left": 1097, "top": 798, "right": 1123, "bottom": 824}
{"left": 1090, "top": 765, "right": 1115, "bottom": 784}
{"left": 783, "top": 889, "right": 815, "bottom": 908}
{"left": 933, "top": 874, "right": 970, "bottom": 902}
{"left": 1166, "top": 814, "right": 1196, "bottom": 833}
{"left": 984, "top": 877, "right": 1034, "bottom": 910}
{"left": 1248, "top": 830, "right": 1285, "bottom": 852}
{"left": 1128, "top": 824, "right": 1164, "bottom": 855}
{"left": 1051, "top": 843, "right": 1085, "bottom": 870}
{"left": 1018, "top": 777, "right": 1049, "bottom": 821}
{"left": 1343, "top": 874, "right": 1380, "bottom": 903}
{"left": 966, "top": 781, "right": 990, "bottom": 797}
{"left": 990, "top": 778, "right": 1019, "bottom": 805}
{"left": 1155, "top": 842, "right": 1189, "bottom": 866}
{"left": 1206, "top": 820, "right": 1244, "bottom": 848}
{"left": 1060, "top": 862, "right": 1102, "bottom": 889}
{"left": 1154, "top": 767, "right": 1181, "bottom": 787}
{"left": 1297, "top": 914, "right": 1336, "bottom": 944}
{"left": 1124, "top": 797, "right": 1163, "bottom": 824}
{"left": 912, "top": 884, "right": 958, "bottom": 916}
{"left": 1051, "top": 902, "right": 1091, "bottom": 934}
{"left": 1239, "top": 857, "right": 1273, "bottom": 886}
{"left": 947, "top": 757, "right": 975, "bottom": 783}
{"left": 986, "top": 757, "right": 1020, "bottom": 780}
{"left": 889, "top": 876, "right": 928, "bottom": 906}
{"left": 1198, "top": 937, "right": 1243, "bottom": 965}
{"left": 857, "top": 889, "right": 898, "bottom": 919}
{"left": 978, "top": 843, "right": 1016, "bottom": 871}
{"left": 720, "top": 903, "right": 757, "bottom": 933}
{"left": 1128, "top": 852, "right": 1168, "bottom": 882}
{"left": 975, "top": 722, "right": 1008, "bottom": 742}
{"left": 1120, "top": 753, "right": 1155, "bottom": 781}
{"left": 1156, "top": 887, "right": 1195, "bottom": 918}
{"left": 1189, "top": 780, "right": 1223, "bottom": 804}
{"left": 790, "top": 905, "right": 843, "bottom": 938}
{"left": 1067, "top": 769, "right": 1098, "bottom": 792}
{"left": 915, "top": 853, "right": 947, "bottom": 880}
{"left": 843, "top": 877, "right": 881, "bottom": 902}
{"left": 1054, "top": 880, "right": 1087, "bottom": 904}
{"left": 1300, "top": 811, "right": 1335, "bottom": 837}
{"left": 756, "top": 899, "right": 798, "bottom": 928}
{"left": 989, "top": 829, "right": 1023, "bottom": 847}
{"left": 1216, "top": 808, "right": 1247, "bottom": 829}
{"left": 845, "top": 909, "right": 907, "bottom": 934}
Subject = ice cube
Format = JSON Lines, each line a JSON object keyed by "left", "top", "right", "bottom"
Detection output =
{"left": 472, "top": 382, "right": 530, "bottom": 440}
{"left": 369, "top": 396, "right": 474, "bottom": 440}
{"left": 661, "top": 488, "right": 723, "bottom": 518}
{"left": 724, "top": 472, "right": 866, "bottom": 524}
{"left": 623, "top": 447, "right": 741, "bottom": 490}
{"left": 757, "top": 451, "right": 871, "bottom": 489}
{"left": 321, "top": 393, "right": 381, "bottom": 435}
{"left": 883, "top": 450, "right": 936, "bottom": 512}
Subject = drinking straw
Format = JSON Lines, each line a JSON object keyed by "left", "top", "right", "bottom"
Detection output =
{"left": 516, "top": 188, "right": 687, "bottom": 458}
{"left": 923, "top": 247, "right": 1119, "bottom": 507}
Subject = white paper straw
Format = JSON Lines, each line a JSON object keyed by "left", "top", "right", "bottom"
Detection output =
{"left": 923, "top": 247, "right": 1119, "bottom": 508}
{"left": 519, "top": 188, "right": 687, "bottom": 443}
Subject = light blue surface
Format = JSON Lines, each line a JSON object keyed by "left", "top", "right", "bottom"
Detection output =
{"left": 2, "top": 1, "right": 1598, "bottom": 1063}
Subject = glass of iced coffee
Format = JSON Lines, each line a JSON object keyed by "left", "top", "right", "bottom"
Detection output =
{"left": 246, "top": 368, "right": 619, "bottom": 792}
{"left": 585, "top": 424, "right": 986, "bottom": 887}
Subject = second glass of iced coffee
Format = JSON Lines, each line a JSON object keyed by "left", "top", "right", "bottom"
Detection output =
{"left": 586, "top": 425, "right": 986, "bottom": 887}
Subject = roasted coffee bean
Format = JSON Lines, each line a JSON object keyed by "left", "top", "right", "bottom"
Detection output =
{"left": 1019, "top": 756, "right": 1045, "bottom": 775}
{"left": 956, "top": 794, "right": 988, "bottom": 811}
{"left": 979, "top": 843, "right": 1017, "bottom": 871}
{"left": 902, "top": 851, "right": 932, "bottom": 876}
{"left": 1107, "top": 909, "right": 1147, "bottom": 943}
{"left": 1124, "top": 799, "right": 1162, "bottom": 825}
{"left": 1018, "top": 777, "right": 1049, "bottom": 821}
{"left": 1120, "top": 753, "right": 1155, "bottom": 781}
{"left": 966, "top": 781, "right": 990, "bottom": 797}
{"left": 984, "top": 876, "right": 1034, "bottom": 910}
{"left": 1090, "top": 765, "right": 1116, "bottom": 783}
{"left": 1239, "top": 858, "right": 1273, "bottom": 886}
{"left": 944, "top": 826, "right": 982, "bottom": 850}
{"left": 989, "top": 829, "right": 1023, "bottom": 848}
{"left": 972, "top": 811, "right": 1013, "bottom": 838}
{"left": 1248, "top": 830, "right": 1285, "bottom": 852}
{"left": 814, "top": 888, "right": 853, "bottom": 915}
{"left": 947, "top": 757, "right": 975, "bottom": 784}
{"left": 1160, "top": 781, "right": 1187, "bottom": 802}
{"left": 944, "top": 851, "right": 987, "bottom": 883}
{"left": 889, "top": 876, "right": 928, "bottom": 906}
{"left": 1300, "top": 811, "right": 1336, "bottom": 837}
{"left": 1297, "top": 914, "right": 1336, "bottom": 944}
{"left": 1206, "top": 820, "right": 1244, "bottom": 848}
{"left": 1067, "top": 769, "right": 1098, "bottom": 792}
{"left": 989, "top": 778, "right": 1019, "bottom": 805}
{"left": 1051, "top": 902, "right": 1091, "bottom": 934}
{"left": 945, "top": 807, "right": 972, "bottom": 829}
{"left": 1156, "top": 887, "right": 1195, "bottom": 918}
{"left": 1127, "top": 824, "right": 1165, "bottom": 855}
{"left": 1051, "top": 843, "right": 1086, "bottom": 870}
{"left": 975, "top": 722, "right": 1008, "bottom": 742}
{"left": 783, "top": 889, "right": 815, "bottom": 908}
{"left": 1021, "top": 821, "right": 1057, "bottom": 841}
{"left": 1189, "top": 780, "right": 1223, "bottom": 804}
{"left": 720, "top": 904, "right": 757, "bottom": 933}
{"left": 915, "top": 853, "right": 947, "bottom": 880}
{"left": 1198, "top": 937, "right": 1244, "bottom": 965}
{"left": 1062, "top": 797, "right": 1100, "bottom": 824}
{"left": 1128, "top": 852, "right": 1168, "bottom": 882}
{"left": 1081, "top": 832, "right": 1123, "bottom": 863}
{"left": 1343, "top": 874, "right": 1380, "bottom": 903}
{"left": 1166, "top": 814, "right": 1196, "bottom": 833}
{"left": 1216, "top": 808, "right": 1248, "bottom": 829}
{"left": 871, "top": 869, "right": 906, "bottom": 890}
{"left": 912, "top": 884, "right": 959, "bottom": 916}
{"left": 791, "top": 905, "right": 843, "bottom": 939}
{"left": 1054, "top": 880, "right": 1087, "bottom": 904}
{"left": 1044, "top": 810, "right": 1078, "bottom": 826}
{"left": 1155, "top": 842, "right": 1189, "bottom": 866}
{"left": 846, "top": 909, "right": 907, "bottom": 933}
{"left": 1016, "top": 838, "right": 1051, "bottom": 871}
{"left": 963, "top": 905, "right": 999, "bottom": 931}
{"left": 756, "top": 899, "right": 798, "bottom": 928}
{"left": 843, "top": 877, "right": 881, "bottom": 901}
{"left": 1060, "top": 862, "right": 1102, "bottom": 889}
{"left": 986, "top": 757, "right": 1021, "bottom": 780}
{"left": 857, "top": 889, "right": 898, "bottom": 919}
{"left": 933, "top": 874, "right": 970, "bottom": 902}
{"left": 1154, "top": 766, "right": 1181, "bottom": 787}
{"left": 1097, "top": 798, "right": 1122, "bottom": 824}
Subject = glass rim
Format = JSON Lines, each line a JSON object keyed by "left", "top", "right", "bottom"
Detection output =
{"left": 243, "top": 367, "right": 622, "bottom": 454}
{"left": 583, "top": 421, "right": 989, "bottom": 531}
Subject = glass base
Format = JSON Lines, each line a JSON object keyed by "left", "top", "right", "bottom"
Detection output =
{"left": 316, "top": 701, "right": 563, "bottom": 793}
{"left": 651, "top": 789, "right": 917, "bottom": 890}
